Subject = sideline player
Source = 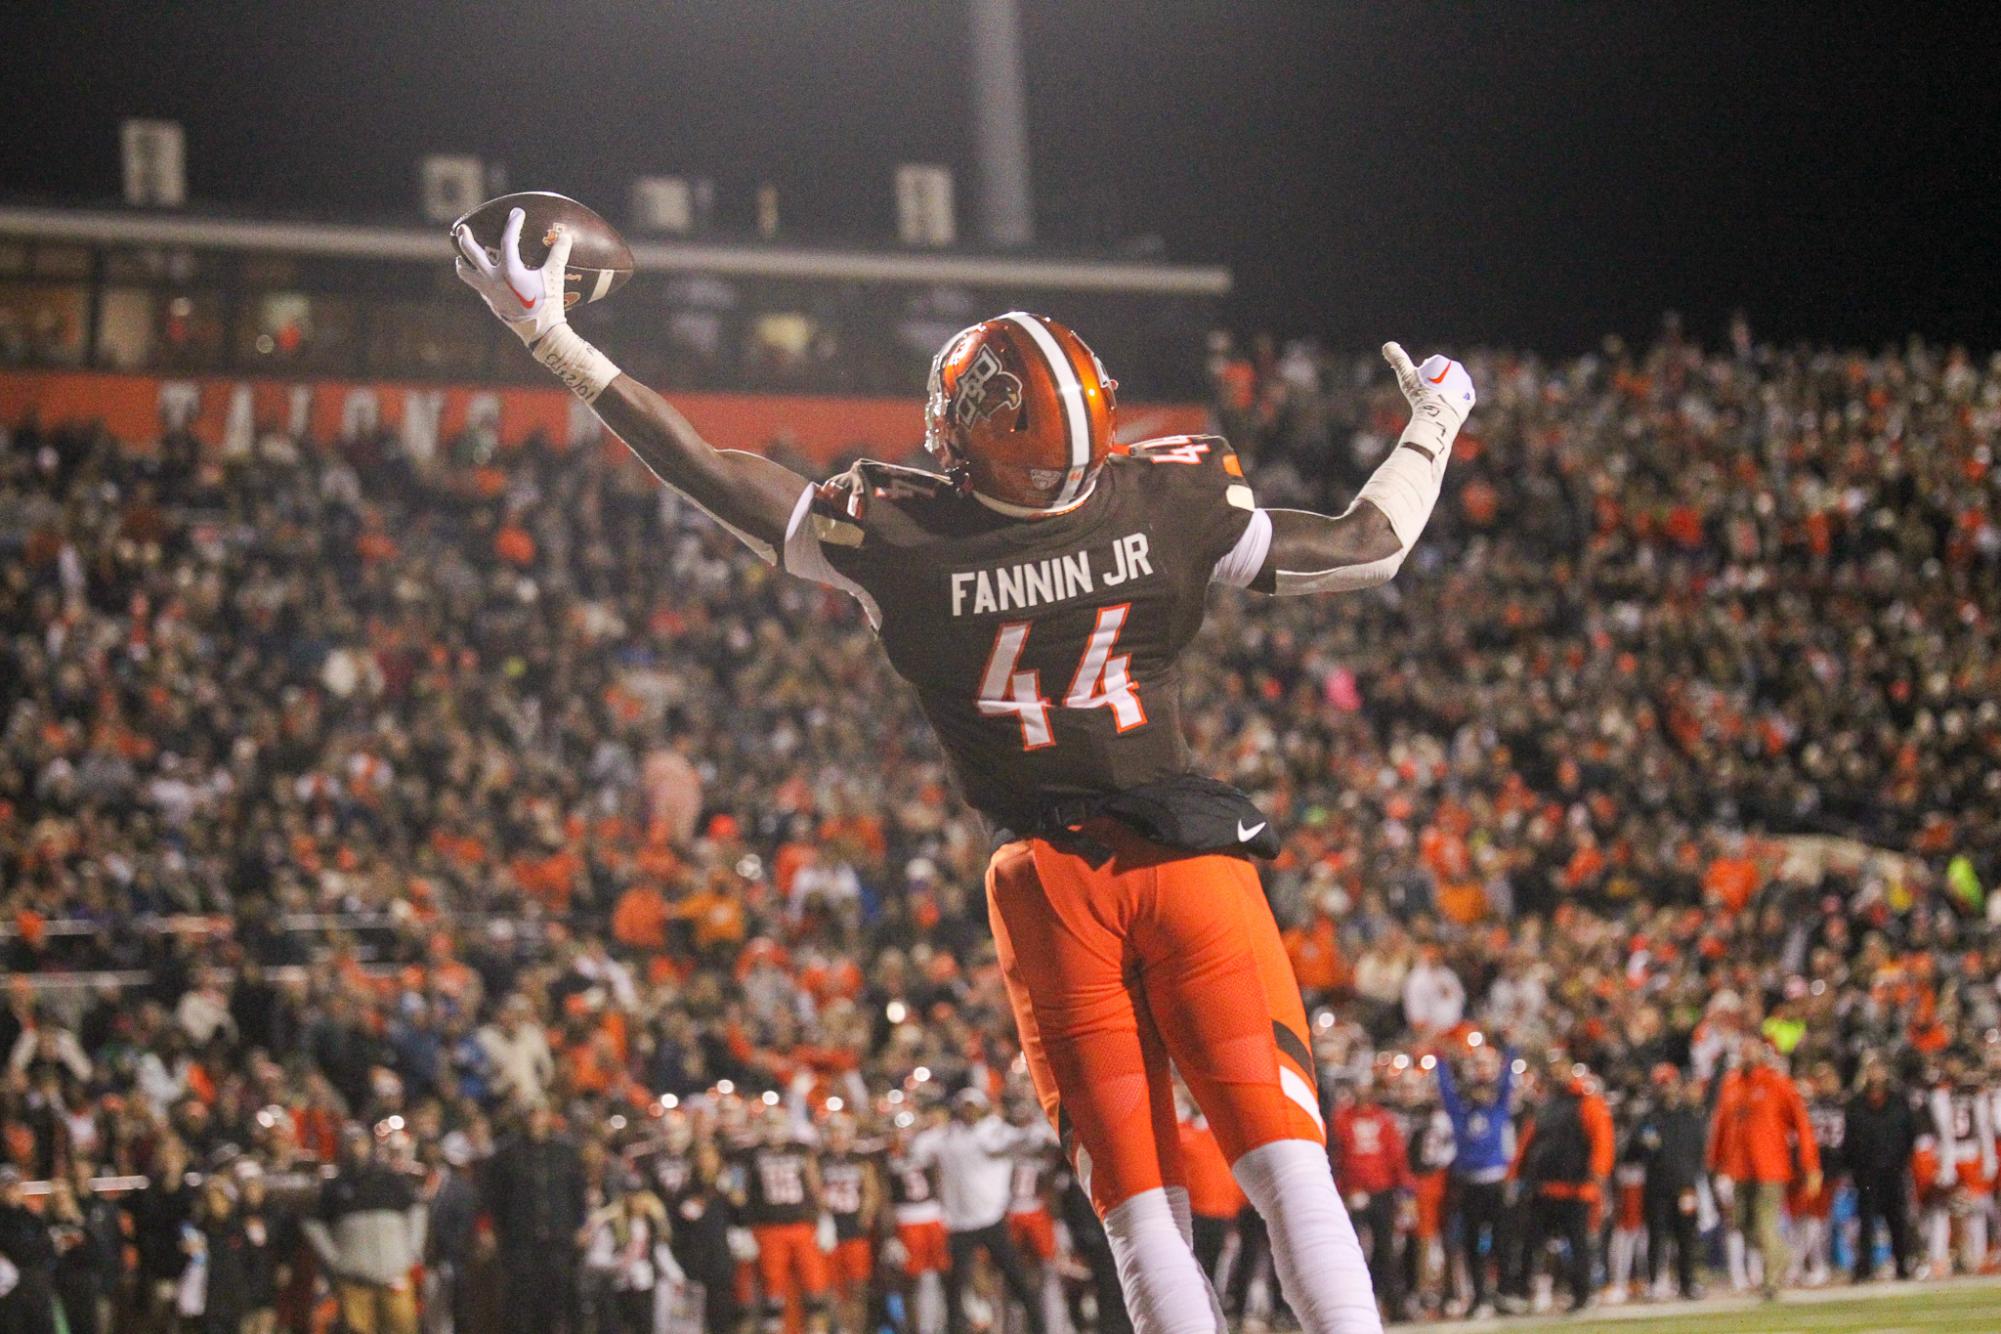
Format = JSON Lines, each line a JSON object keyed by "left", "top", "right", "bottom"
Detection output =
{"left": 818, "top": 1110, "right": 884, "bottom": 1332}
{"left": 457, "top": 211, "right": 1474, "bottom": 1332}
{"left": 885, "top": 1114, "right": 951, "bottom": 1332}
{"left": 1004, "top": 1096, "right": 1066, "bottom": 1327}
{"left": 730, "top": 1102, "right": 832, "bottom": 1331}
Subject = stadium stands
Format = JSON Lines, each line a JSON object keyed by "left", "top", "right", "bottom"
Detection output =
{"left": 0, "top": 322, "right": 1996, "bottom": 1329}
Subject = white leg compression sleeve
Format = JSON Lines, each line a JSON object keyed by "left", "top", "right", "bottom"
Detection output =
{"left": 1608, "top": 1228, "right": 1635, "bottom": 1290}
{"left": 1233, "top": 1139, "right": 1384, "bottom": 1334}
{"left": 1166, "top": 1185, "right": 1195, "bottom": 1247}
{"left": 1793, "top": 1217, "right": 1823, "bottom": 1281}
{"left": 1927, "top": 1208, "right": 1950, "bottom": 1270}
{"left": 914, "top": 1270, "right": 945, "bottom": 1334}
{"left": 1101, "top": 1188, "right": 1225, "bottom": 1334}
{"left": 1163, "top": 1184, "right": 1229, "bottom": 1329}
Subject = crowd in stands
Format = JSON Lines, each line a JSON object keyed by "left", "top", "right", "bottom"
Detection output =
{"left": 0, "top": 313, "right": 1998, "bottom": 1331}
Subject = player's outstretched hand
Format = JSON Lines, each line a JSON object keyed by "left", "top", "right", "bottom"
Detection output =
{"left": 453, "top": 206, "right": 573, "bottom": 346}
{"left": 1382, "top": 341, "right": 1476, "bottom": 439}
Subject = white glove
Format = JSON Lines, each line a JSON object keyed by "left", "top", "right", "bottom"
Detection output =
{"left": 725, "top": 1226, "right": 760, "bottom": 1263}
{"left": 454, "top": 208, "right": 620, "bottom": 403}
{"left": 880, "top": 1236, "right": 909, "bottom": 1270}
{"left": 1332, "top": 341, "right": 1474, "bottom": 564}
{"left": 1381, "top": 342, "right": 1475, "bottom": 459}
{"left": 815, "top": 1213, "right": 837, "bottom": 1254}
{"left": 453, "top": 207, "right": 573, "bottom": 346}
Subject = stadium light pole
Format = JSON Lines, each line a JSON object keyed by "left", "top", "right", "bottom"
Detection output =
{"left": 967, "top": 0, "right": 1035, "bottom": 249}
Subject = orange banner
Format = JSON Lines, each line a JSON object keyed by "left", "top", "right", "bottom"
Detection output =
{"left": 0, "top": 370, "right": 1209, "bottom": 466}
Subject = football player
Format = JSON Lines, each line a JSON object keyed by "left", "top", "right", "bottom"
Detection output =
{"left": 1004, "top": 1095, "right": 1065, "bottom": 1325}
{"left": 884, "top": 1112, "right": 951, "bottom": 1332}
{"left": 458, "top": 211, "right": 1474, "bottom": 1333}
{"left": 1791, "top": 1061, "right": 1846, "bottom": 1286}
{"left": 1925, "top": 1051, "right": 1998, "bottom": 1274}
{"left": 817, "top": 1110, "right": 884, "bottom": 1333}
{"left": 728, "top": 1101, "right": 832, "bottom": 1332}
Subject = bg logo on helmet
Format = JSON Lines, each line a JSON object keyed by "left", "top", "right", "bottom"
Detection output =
{"left": 953, "top": 345, "right": 1023, "bottom": 428}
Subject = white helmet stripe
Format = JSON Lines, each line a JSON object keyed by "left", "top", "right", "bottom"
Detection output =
{"left": 1000, "top": 311, "right": 1091, "bottom": 506}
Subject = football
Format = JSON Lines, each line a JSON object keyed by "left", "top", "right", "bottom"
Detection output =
{"left": 451, "top": 191, "right": 635, "bottom": 307}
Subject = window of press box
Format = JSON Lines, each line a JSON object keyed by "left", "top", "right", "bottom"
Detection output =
{"left": 744, "top": 311, "right": 841, "bottom": 389}
{"left": 29, "top": 245, "right": 91, "bottom": 279}
{"left": 102, "top": 246, "right": 219, "bottom": 286}
{"left": 0, "top": 283, "right": 89, "bottom": 367}
{"left": 94, "top": 288, "right": 227, "bottom": 372}
{"left": 556, "top": 271, "right": 742, "bottom": 390}
{"left": 366, "top": 301, "right": 493, "bottom": 379}
{"left": 234, "top": 291, "right": 359, "bottom": 373}
{"left": 240, "top": 255, "right": 302, "bottom": 289}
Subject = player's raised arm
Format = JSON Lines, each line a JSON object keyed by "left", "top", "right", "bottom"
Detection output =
{"left": 454, "top": 209, "right": 807, "bottom": 560}
{"left": 1226, "top": 342, "right": 1475, "bottom": 595}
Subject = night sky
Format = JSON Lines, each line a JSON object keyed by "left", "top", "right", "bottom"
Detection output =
{"left": 4, "top": 0, "right": 1997, "bottom": 353}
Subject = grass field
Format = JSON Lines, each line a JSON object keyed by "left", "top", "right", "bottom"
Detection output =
{"left": 1455, "top": 1275, "right": 2001, "bottom": 1333}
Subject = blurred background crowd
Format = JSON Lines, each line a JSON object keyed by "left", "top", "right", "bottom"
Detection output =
{"left": 0, "top": 318, "right": 1998, "bottom": 1332}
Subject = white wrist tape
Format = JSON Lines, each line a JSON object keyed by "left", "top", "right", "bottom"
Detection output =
{"left": 1352, "top": 436, "right": 1448, "bottom": 550}
{"left": 532, "top": 325, "right": 620, "bottom": 404}
{"left": 1396, "top": 402, "right": 1459, "bottom": 466}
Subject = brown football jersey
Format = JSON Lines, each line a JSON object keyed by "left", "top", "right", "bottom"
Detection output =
{"left": 819, "top": 1149, "right": 877, "bottom": 1240}
{"left": 732, "top": 1141, "right": 819, "bottom": 1226}
{"left": 785, "top": 436, "right": 1256, "bottom": 830}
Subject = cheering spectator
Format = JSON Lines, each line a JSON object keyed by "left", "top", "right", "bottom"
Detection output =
{"left": 0, "top": 317, "right": 1998, "bottom": 1326}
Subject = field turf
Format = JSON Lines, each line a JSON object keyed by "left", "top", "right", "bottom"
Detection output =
{"left": 1450, "top": 1275, "right": 2001, "bottom": 1333}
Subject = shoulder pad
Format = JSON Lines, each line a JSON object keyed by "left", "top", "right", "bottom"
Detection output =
{"left": 809, "top": 460, "right": 954, "bottom": 547}
{"left": 1124, "top": 434, "right": 1238, "bottom": 470}
{"left": 1121, "top": 435, "right": 1254, "bottom": 511}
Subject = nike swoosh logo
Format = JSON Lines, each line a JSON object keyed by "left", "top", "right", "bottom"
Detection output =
{"left": 1426, "top": 364, "right": 1451, "bottom": 384}
{"left": 508, "top": 281, "right": 537, "bottom": 310}
{"left": 1237, "top": 820, "right": 1267, "bottom": 842}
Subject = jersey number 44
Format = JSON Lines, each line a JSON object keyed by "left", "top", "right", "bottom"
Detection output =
{"left": 976, "top": 604, "right": 1148, "bottom": 750}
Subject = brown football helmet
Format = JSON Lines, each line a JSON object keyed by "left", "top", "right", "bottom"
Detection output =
{"left": 923, "top": 311, "right": 1118, "bottom": 513}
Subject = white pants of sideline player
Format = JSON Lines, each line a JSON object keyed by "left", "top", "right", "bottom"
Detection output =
{"left": 1101, "top": 1140, "right": 1382, "bottom": 1333}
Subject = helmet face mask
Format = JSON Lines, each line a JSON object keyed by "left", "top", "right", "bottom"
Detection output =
{"left": 922, "top": 330, "right": 976, "bottom": 475}
{"left": 923, "top": 312, "right": 1117, "bottom": 514}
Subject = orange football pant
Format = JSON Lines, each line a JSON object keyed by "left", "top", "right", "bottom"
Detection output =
{"left": 752, "top": 1221, "right": 829, "bottom": 1305}
{"left": 1007, "top": 1207, "right": 1058, "bottom": 1261}
{"left": 896, "top": 1219, "right": 950, "bottom": 1275}
{"left": 830, "top": 1236, "right": 874, "bottom": 1293}
{"left": 987, "top": 822, "right": 1324, "bottom": 1219}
